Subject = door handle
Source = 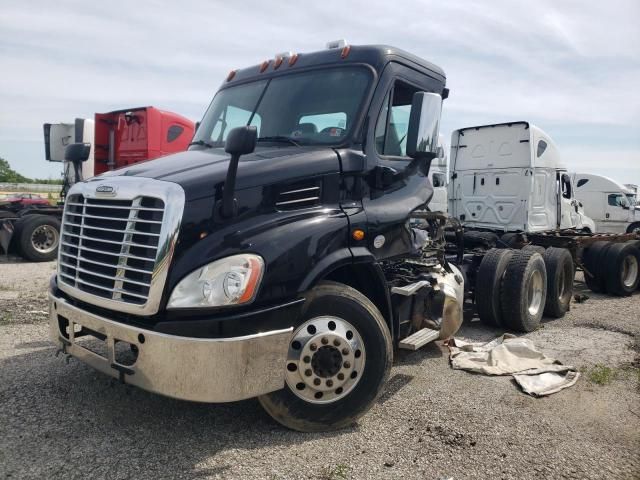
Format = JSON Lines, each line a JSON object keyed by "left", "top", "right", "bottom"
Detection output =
{"left": 606, "top": 213, "right": 610, "bottom": 219}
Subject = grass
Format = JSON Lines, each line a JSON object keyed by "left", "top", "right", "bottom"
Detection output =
{"left": 319, "top": 464, "right": 350, "bottom": 480}
{"left": 0, "top": 312, "right": 12, "bottom": 325}
{"left": 587, "top": 364, "right": 618, "bottom": 385}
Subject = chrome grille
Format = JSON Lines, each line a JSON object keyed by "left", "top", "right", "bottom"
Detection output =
{"left": 59, "top": 194, "right": 164, "bottom": 305}
{"left": 57, "top": 178, "right": 185, "bottom": 315}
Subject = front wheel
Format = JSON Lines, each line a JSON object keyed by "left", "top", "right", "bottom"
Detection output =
{"left": 259, "top": 281, "right": 392, "bottom": 432}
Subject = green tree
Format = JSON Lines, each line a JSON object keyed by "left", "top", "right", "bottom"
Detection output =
{"left": 0, "top": 157, "right": 32, "bottom": 183}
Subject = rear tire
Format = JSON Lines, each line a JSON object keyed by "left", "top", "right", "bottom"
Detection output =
{"left": 522, "top": 245, "right": 546, "bottom": 255}
{"left": 543, "top": 247, "right": 574, "bottom": 318}
{"left": 626, "top": 222, "right": 640, "bottom": 234}
{"left": 501, "top": 251, "right": 547, "bottom": 332}
{"left": 258, "top": 281, "right": 392, "bottom": 432}
{"left": 603, "top": 243, "right": 640, "bottom": 296}
{"left": 17, "top": 215, "right": 61, "bottom": 262}
{"left": 475, "top": 249, "right": 513, "bottom": 327}
{"left": 583, "top": 241, "right": 612, "bottom": 293}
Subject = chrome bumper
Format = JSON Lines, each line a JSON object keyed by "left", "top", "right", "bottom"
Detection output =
{"left": 49, "top": 293, "right": 293, "bottom": 402}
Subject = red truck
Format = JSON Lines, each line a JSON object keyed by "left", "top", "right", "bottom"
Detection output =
{"left": 0, "top": 107, "right": 195, "bottom": 261}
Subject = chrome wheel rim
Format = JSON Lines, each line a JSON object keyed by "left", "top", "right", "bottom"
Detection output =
{"left": 31, "top": 225, "right": 59, "bottom": 254}
{"left": 622, "top": 255, "right": 638, "bottom": 288}
{"left": 527, "top": 270, "right": 544, "bottom": 316}
{"left": 285, "top": 316, "right": 365, "bottom": 404}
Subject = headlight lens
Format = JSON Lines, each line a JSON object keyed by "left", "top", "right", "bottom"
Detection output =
{"left": 167, "top": 254, "right": 264, "bottom": 309}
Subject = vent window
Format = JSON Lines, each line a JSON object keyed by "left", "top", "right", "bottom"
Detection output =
{"left": 536, "top": 140, "right": 547, "bottom": 157}
{"left": 167, "top": 125, "right": 184, "bottom": 143}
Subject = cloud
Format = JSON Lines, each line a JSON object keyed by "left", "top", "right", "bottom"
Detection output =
{"left": 0, "top": 0, "right": 638, "bottom": 184}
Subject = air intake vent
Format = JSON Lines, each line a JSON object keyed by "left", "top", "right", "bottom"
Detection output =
{"left": 275, "top": 181, "right": 321, "bottom": 210}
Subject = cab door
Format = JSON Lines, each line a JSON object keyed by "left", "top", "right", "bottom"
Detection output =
{"left": 604, "top": 192, "right": 631, "bottom": 227}
{"left": 558, "top": 173, "right": 578, "bottom": 229}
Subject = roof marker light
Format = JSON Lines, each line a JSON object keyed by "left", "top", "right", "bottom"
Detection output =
{"left": 340, "top": 45, "right": 351, "bottom": 59}
{"left": 274, "top": 56, "right": 284, "bottom": 69}
{"left": 226, "top": 70, "right": 237, "bottom": 82}
{"left": 259, "top": 60, "right": 270, "bottom": 72}
{"left": 288, "top": 53, "right": 299, "bottom": 66}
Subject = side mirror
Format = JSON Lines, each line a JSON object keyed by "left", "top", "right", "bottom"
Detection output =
{"left": 225, "top": 126, "right": 257, "bottom": 156}
{"left": 406, "top": 92, "right": 443, "bottom": 161}
{"left": 64, "top": 143, "right": 91, "bottom": 163}
{"left": 220, "top": 126, "right": 258, "bottom": 218}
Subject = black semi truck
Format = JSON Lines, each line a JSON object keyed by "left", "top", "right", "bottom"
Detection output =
{"left": 50, "top": 42, "right": 560, "bottom": 431}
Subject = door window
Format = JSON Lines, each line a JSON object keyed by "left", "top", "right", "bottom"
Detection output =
{"left": 432, "top": 172, "right": 446, "bottom": 188}
{"left": 375, "top": 82, "right": 419, "bottom": 157}
{"left": 608, "top": 193, "right": 629, "bottom": 208}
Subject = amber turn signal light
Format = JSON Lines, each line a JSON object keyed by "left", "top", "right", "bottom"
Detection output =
{"left": 352, "top": 229, "right": 365, "bottom": 241}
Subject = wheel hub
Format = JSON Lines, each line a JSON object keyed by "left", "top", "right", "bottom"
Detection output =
{"left": 31, "top": 225, "right": 59, "bottom": 254}
{"left": 285, "top": 316, "right": 365, "bottom": 403}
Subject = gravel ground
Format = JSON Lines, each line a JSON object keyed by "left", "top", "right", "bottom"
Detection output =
{"left": 0, "top": 257, "right": 638, "bottom": 480}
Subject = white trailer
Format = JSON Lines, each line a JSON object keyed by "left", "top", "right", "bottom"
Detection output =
{"left": 572, "top": 173, "right": 640, "bottom": 234}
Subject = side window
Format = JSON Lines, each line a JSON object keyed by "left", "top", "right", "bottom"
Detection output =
{"left": 210, "top": 105, "right": 261, "bottom": 142}
{"left": 608, "top": 194, "right": 628, "bottom": 207}
{"left": 576, "top": 178, "right": 589, "bottom": 187}
{"left": 375, "top": 82, "right": 419, "bottom": 157}
{"left": 537, "top": 140, "right": 548, "bottom": 157}
{"left": 298, "top": 112, "right": 346, "bottom": 134}
{"left": 432, "top": 173, "right": 445, "bottom": 188}
{"left": 166, "top": 125, "right": 184, "bottom": 143}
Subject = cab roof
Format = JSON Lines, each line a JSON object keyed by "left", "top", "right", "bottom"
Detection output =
{"left": 224, "top": 44, "right": 446, "bottom": 89}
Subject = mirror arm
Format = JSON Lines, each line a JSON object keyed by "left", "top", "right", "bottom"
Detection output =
{"left": 221, "top": 154, "right": 240, "bottom": 218}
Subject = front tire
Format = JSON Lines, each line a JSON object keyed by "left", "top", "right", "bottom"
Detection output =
{"left": 259, "top": 281, "right": 392, "bottom": 432}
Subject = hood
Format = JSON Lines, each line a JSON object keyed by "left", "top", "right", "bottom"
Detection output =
{"left": 96, "top": 146, "right": 341, "bottom": 201}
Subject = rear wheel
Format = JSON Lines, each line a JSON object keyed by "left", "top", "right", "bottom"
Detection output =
{"left": 626, "top": 222, "right": 640, "bottom": 234}
{"left": 501, "top": 251, "right": 547, "bottom": 332}
{"left": 603, "top": 243, "right": 640, "bottom": 295}
{"left": 259, "top": 281, "right": 392, "bottom": 432}
{"left": 17, "top": 215, "right": 61, "bottom": 262}
{"left": 583, "top": 241, "right": 612, "bottom": 293}
{"left": 522, "top": 244, "right": 546, "bottom": 255}
{"left": 543, "top": 247, "right": 574, "bottom": 318}
{"left": 475, "top": 249, "right": 513, "bottom": 327}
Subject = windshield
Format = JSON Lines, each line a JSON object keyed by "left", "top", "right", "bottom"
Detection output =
{"left": 192, "top": 67, "right": 371, "bottom": 148}
{"left": 626, "top": 193, "right": 636, "bottom": 207}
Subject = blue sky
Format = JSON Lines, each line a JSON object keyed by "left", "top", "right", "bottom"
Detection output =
{"left": 1, "top": 0, "right": 639, "bottom": 185}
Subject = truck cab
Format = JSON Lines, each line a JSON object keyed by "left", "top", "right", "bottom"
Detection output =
{"left": 48, "top": 43, "right": 465, "bottom": 431}
{"left": 572, "top": 173, "right": 640, "bottom": 233}
{"left": 427, "top": 134, "right": 448, "bottom": 212}
{"left": 448, "top": 122, "right": 595, "bottom": 233}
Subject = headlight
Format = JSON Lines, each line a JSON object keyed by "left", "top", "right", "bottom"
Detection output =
{"left": 167, "top": 254, "right": 264, "bottom": 309}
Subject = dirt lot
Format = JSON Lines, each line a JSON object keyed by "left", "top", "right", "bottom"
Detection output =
{"left": 1, "top": 256, "right": 638, "bottom": 480}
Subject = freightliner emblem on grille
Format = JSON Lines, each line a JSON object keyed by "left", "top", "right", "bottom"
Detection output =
{"left": 95, "top": 184, "right": 117, "bottom": 196}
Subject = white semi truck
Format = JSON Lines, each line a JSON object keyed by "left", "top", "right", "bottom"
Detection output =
{"left": 428, "top": 134, "right": 448, "bottom": 212}
{"left": 572, "top": 173, "right": 640, "bottom": 234}
{"left": 448, "top": 121, "right": 639, "bottom": 320}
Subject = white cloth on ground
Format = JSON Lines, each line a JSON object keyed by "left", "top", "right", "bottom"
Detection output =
{"left": 448, "top": 334, "right": 579, "bottom": 396}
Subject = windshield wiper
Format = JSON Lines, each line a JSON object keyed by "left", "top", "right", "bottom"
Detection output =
{"left": 257, "top": 136, "right": 301, "bottom": 147}
{"left": 188, "top": 139, "right": 216, "bottom": 149}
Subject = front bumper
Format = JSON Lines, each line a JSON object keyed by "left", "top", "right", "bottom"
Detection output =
{"left": 49, "top": 293, "right": 293, "bottom": 403}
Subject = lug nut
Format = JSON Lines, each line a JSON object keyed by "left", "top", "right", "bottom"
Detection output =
{"left": 310, "top": 343, "right": 317, "bottom": 351}
{"left": 321, "top": 337, "right": 328, "bottom": 345}
{"left": 343, "top": 361, "right": 351, "bottom": 369}
{"left": 327, "top": 379, "right": 333, "bottom": 387}
{"left": 305, "top": 369, "right": 312, "bottom": 377}
{"left": 303, "top": 355, "right": 311, "bottom": 363}
{"left": 342, "top": 348, "right": 349, "bottom": 355}
{"left": 314, "top": 378, "right": 321, "bottom": 386}
{"left": 333, "top": 339, "right": 340, "bottom": 347}
{"left": 337, "top": 373, "right": 345, "bottom": 380}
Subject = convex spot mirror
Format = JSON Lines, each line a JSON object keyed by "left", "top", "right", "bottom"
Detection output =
{"left": 64, "top": 143, "right": 91, "bottom": 163}
{"left": 406, "top": 92, "right": 443, "bottom": 161}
